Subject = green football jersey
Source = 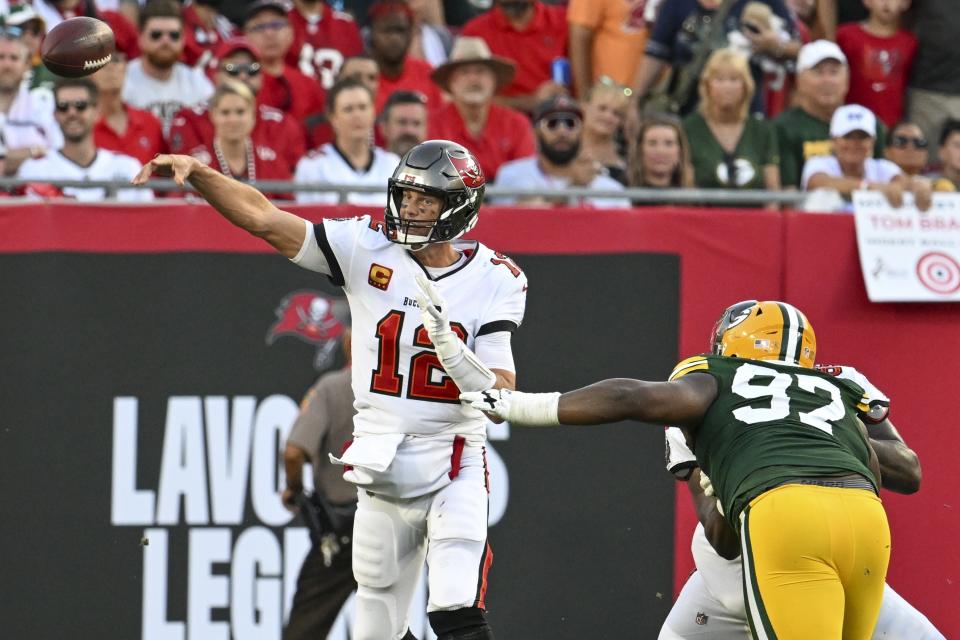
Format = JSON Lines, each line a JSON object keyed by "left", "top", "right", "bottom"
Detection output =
{"left": 670, "top": 355, "right": 879, "bottom": 530}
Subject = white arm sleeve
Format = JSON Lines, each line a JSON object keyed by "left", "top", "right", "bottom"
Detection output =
{"left": 474, "top": 331, "right": 515, "bottom": 373}
{"left": 290, "top": 218, "right": 331, "bottom": 275}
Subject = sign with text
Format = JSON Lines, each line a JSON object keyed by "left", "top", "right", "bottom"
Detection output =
{"left": 853, "top": 191, "right": 960, "bottom": 302}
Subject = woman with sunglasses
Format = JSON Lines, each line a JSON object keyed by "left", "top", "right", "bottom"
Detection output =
{"left": 884, "top": 122, "right": 932, "bottom": 180}
{"left": 581, "top": 76, "right": 631, "bottom": 185}
{"left": 188, "top": 80, "right": 293, "bottom": 200}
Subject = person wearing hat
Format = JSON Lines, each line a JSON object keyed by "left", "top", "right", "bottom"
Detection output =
{"left": 428, "top": 36, "right": 535, "bottom": 180}
{"left": 243, "top": 0, "right": 326, "bottom": 126}
{"left": 774, "top": 39, "right": 887, "bottom": 189}
{"left": 123, "top": 0, "right": 214, "bottom": 136}
{"left": 802, "top": 103, "right": 932, "bottom": 211}
{"left": 368, "top": 0, "right": 443, "bottom": 113}
{"left": 91, "top": 49, "right": 166, "bottom": 165}
{"left": 167, "top": 37, "right": 306, "bottom": 172}
{"left": 4, "top": 4, "right": 55, "bottom": 90}
{"left": 493, "top": 94, "right": 629, "bottom": 208}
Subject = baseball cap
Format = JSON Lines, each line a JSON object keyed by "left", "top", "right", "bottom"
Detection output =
{"left": 245, "top": 0, "right": 291, "bottom": 23}
{"left": 796, "top": 40, "right": 847, "bottom": 73}
{"left": 215, "top": 37, "right": 261, "bottom": 62}
{"left": 533, "top": 94, "right": 583, "bottom": 123}
{"left": 830, "top": 104, "right": 877, "bottom": 138}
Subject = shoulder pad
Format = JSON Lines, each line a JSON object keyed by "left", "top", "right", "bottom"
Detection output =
{"left": 669, "top": 356, "right": 710, "bottom": 381}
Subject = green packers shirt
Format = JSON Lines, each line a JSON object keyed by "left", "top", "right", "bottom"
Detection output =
{"left": 682, "top": 113, "right": 779, "bottom": 190}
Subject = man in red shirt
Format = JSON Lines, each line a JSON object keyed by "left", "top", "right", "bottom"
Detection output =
{"left": 462, "top": 0, "right": 568, "bottom": 114}
{"left": 243, "top": 0, "right": 326, "bottom": 126}
{"left": 181, "top": 0, "right": 237, "bottom": 69}
{"left": 368, "top": 0, "right": 444, "bottom": 114}
{"left": 168, "top": 38, "right": 307, "bottom": 172}
{"left": 429, "top": 36, "right": 535, "bottom": 180}
{"left": 286, "top": 0, "right": 363, "bottom": 90}
{"left": 91, "top": 51, "right": 166, "bottom": 165}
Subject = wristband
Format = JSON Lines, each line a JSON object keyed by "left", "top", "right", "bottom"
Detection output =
{"left": 508, "top": 391, "right": 561, "bottom": 426}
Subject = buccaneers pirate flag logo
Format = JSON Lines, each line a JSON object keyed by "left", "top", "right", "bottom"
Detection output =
{"left": 266, "top": 291, "right": 349, "bottom": 370}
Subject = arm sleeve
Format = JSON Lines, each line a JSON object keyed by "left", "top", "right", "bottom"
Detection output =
{"left": 474, "top": 331, "right": 515, "bottom": 373}
{"left": 665, "top": 426, "right": 698, "bottom": 479}
{"left": 645, "top": 2, "right": 682, "bottom": 60}
{"left": 479, "top": 260, "right": 528, "bottom": 333}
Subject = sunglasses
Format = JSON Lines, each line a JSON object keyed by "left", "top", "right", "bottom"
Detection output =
{"left": 543, "top": 117, "right": 579, "bottom": 131}
{"left": 148, "top": 29, "right": 181, "bottom": 42}
{"left": 891, "top": 134, "right": 928, "bottom": 149}
{"left": 246, "top": 20, "right": 288, "bottom": 33}
{"left": 0, "top": 25, "right": 22, "bottom": 40}
{"left": 597, "top": 74, "right": 633, "bottom": 97}
{"left": 55, "top": 100, "right": 91, "bottom": 113}
{"left": 222, "top": 62, "right": 261, "bottom": 77}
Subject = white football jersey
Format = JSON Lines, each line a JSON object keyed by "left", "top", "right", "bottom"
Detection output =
{"left": 17, "top": 149, "right": 154, "bottom": 202}
{"left": 122, "top": 59, "right": 214, "bottom": 135}
{"left": 299, "top": 215, "right": 527, "bottom": 439}
{"left": 294, "top": 144, "right": 400, "bottom": 206}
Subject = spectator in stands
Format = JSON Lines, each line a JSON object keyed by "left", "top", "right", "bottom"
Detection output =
{"left": 294, "top": 77, "right": 399, "bottom": 205}
{"left": 492, "top": 94, "right": 630, "bottom": 208}
{"left": 836, "top": 0, "right": 915, "bottom": 128}
{"left": 683, "top": 48, "right": 780, "bottom": 195}
{"left": 367, "top": 0, "right": 443, "bottom": 114}
{"left": 630, "top": 0, "right": 800, "bottom": 119}
{"left": 378, "top": 90, "right": 428, "bottom": 156}
{"left": 181, "top": 0, "right": 236, "bottom": 69}
{"left": 884, "top": 121, "right": 929, "bottom": 179}
{"left": 338, "top": 54, "right": 380, "bottom": 96}
{"left": 91, "top": 51, "right": 166, "bottom": 165}
{"left": 428, "top": 37, "right": 535, "bottom": 180}
{"left": 567, "top": 0, "right": 648, "bottom": 101}
{"left": 287, "top": 0, "right": 364, "bottom": 90}
{"left": 243, "top": 0, "right": 326, "bottom": 127}
{"left": 188, "top": 80, "right": 293, "bottom": 199}
{"left": 906, "top": 0, "right": 960, "bottom": 165}
{"left": 168, "top": 38, "right": 306, "bottom": 173}
{"left": 32, "top": 0, "right": 140, "bottom": 62}
{"left": 123, "top": 0, "right": 214, "bottom": 134}
{"left": 802, "top": 104, "right": 931, "bottom": 211}
{"left": 930, "top": 119, "right": 960, "bottom": 192}
{"left": 0, "top": 27, "right": 62, "bottom": 176}
{"left": 406, "top": 0, "right": 452, "bottom": 67}
{"left": 775, "top": 39, "right": 887, "bottom": 188}
{"left": 627, "top": 114, "right": 695, "bottom": 188}
{"left": 462, "top": 0, "right": 568, "bottom": 114}
{"left": 5, "top": 5, "right": 56, "bottom": 90}
{"left": 18, "top": 78, "right": 152, "bottom": 202}
{"left": 581, "top": 76, "right": 631, "bottom": 184}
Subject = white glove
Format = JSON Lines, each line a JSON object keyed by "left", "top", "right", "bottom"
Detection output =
{"left": 698, "top": 470, "right": 725, "bottom": 516}
{"left": 460, "top": 388, "right": 561, "bottom": 426}
{"left": 415, "top": 274, "right": 496, "bottom": 392}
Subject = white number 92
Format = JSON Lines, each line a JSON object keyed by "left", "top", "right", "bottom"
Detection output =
{"left": 731, "top": 363, "right": 845, "bottom": 434}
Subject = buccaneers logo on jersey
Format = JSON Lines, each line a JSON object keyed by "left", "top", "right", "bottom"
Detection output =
{"left": 449, "top": 154, "right": 485, "bottom": 189}
{"left": 266, "top": 291, "right": 349, "bottom": 370}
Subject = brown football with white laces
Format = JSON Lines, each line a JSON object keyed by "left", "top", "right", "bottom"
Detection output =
{"left": 40, "top": 17, "right": 115, "bottom": 78}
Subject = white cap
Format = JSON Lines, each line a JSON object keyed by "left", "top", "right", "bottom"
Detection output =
{"left": 830, "top": 104, "right": 877, "bottom": 138}
{"left": 797, "top": 39, "right": 847, "bottom": 73}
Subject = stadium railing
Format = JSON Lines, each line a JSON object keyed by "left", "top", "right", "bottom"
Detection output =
{"left": 0, "top": 178, "right": 808, "bottom": 206}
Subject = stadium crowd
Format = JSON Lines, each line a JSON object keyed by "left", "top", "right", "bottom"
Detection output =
{"left": 0, "top": 0, "right": 957, "bottom": 211}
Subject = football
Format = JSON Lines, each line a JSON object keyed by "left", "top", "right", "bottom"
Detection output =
{"left": 40, "top": 17, "right": 115, "bottom": 78}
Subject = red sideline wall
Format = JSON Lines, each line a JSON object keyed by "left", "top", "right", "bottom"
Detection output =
{"left": 2, "top": 203, "right": 955, "bottom": 636}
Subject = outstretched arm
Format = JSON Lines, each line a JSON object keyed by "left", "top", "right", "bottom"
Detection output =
{"left": 869, "top": 418, "right": 921, "bottom": 494}
{"left": 132, "top": 154, "right": 308, "bottom": 258}
{"left": 462, "top": 372, "right": 717, "bottom": 428}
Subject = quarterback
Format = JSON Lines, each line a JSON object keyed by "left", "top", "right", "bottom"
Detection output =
{"left": 660, "top": 347, "right": 944, "bottom": 639}
{"left": 465, "top": 300, "right": 891, "bottom": 639}
{"left": 134, "top": 140, "right": 527, "bottom": 640}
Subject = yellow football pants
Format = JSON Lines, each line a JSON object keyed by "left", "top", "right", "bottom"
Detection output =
{"left": 739, "top": 483, "right": 890, "bottom": 640}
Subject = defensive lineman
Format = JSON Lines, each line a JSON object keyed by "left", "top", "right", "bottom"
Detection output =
{"left": 134, "top": 140, "right": 527, "bottom": 640}
{"left": 465, "top": 300, "right": 891, "bottom": 638}
{"left": 660, "top": 358, "right": 944, "bottom": 639}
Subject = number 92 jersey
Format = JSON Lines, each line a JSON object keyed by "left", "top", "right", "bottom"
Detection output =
{"left": 308, "top": 215, "right": 527, "bottom": 439}
{"left": 669, "top": 355, "right": 879, "bottom": 530}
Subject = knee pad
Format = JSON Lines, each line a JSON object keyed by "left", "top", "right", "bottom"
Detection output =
{"left": 352, "top": 589, "right": 406, "bottom": 640}
{"left": 428, "top": 608, "right": 493, "bottom": 640}
{"left": 352, "top": 509, "right": 399, "bottom": 588}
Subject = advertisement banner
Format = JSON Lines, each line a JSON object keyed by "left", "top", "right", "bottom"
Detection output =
{"left": 853, "top": 191, "right": 960, "bottom": 302}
